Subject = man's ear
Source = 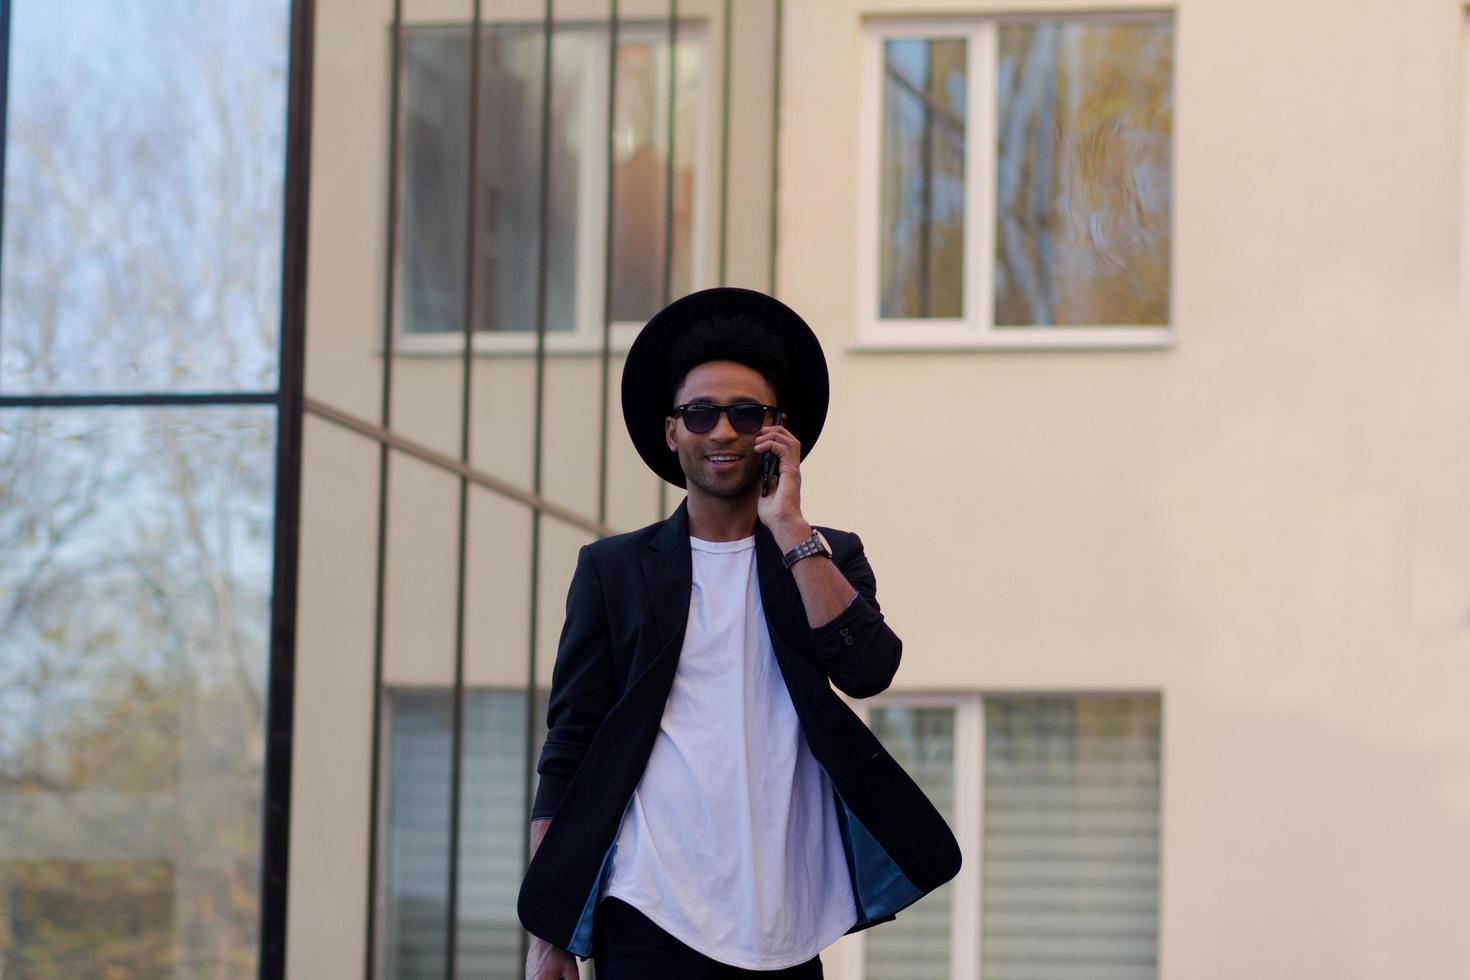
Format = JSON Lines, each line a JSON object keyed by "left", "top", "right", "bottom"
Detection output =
{"left": 665, "top": 416, "right": 677, "bottom": 451}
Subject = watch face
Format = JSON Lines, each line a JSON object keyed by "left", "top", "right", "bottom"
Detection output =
{"left": 815, "top": 530, "right": 831, "bottom": 555}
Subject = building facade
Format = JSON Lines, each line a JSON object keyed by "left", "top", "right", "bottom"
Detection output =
{"left": 3, "top": 0, "right": 1469, "bottom": 978}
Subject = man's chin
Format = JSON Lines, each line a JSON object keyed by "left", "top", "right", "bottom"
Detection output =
{"left": 683, "top": 465, "right": 759, "bottom": 499}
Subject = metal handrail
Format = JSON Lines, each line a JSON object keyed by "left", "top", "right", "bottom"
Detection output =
{"left": 304, "top": 395, "right": 618, "bottom": 539}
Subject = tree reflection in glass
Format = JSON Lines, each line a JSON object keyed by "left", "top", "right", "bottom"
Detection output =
{"left": 880, "top": 39, "right": 967, "bottom": 320}
{"left": 995, "top": 19, "right": 1173, "bottom": 327}
{"left": 0, "top": 0, "right": 287, "bottom": 395}
{"left": 0, "top": 407, "right": 275, "bottom": 976}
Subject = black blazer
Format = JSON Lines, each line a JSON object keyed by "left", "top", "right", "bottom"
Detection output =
{"left": 517, "top": 498, "right": 962, "bottom": 958}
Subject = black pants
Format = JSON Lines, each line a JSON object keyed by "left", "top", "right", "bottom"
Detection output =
{"left": 591, "top": 896, "right": 825, "bottom": 980}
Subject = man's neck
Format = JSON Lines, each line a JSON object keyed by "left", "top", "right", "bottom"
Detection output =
{"left": 685, "top": 490, "right": 758, "bottom": 542}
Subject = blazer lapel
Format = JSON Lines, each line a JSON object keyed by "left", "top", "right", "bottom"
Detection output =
{"left": 638, "top": 498, "right": 693, "bottom": 675}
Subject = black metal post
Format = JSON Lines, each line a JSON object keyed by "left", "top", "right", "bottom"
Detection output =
{"left": 363, "top": 0, "right": 405, "bottom": 975}
{"left": 446, "top": 2, "right": 484, "bottom": 977}
{"left": 596, "top": 0, "right": 619, "bottom": 529}
{"left": 768, "top": 0, "right": 782, "bottom": 295}
{"left": 259, "top": 0, "right": 315, "bottom": 974}
{"left": 520, "top": 0, "right": 557, "bottom": 971}
{"left": 657, "top": 0, "right": 677, "bottom": 520}
{"left": 717, "top": 0, "right": 731, "bottom": 286}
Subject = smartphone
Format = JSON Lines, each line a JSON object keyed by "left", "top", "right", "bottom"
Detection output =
{"left": 760, "top": 412, "right": 786, "bottom": 497}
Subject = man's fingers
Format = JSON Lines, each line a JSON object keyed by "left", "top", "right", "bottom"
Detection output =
{"left": 525, "top": 944, "right": 580, "bottom": 980}
{"left": 755, "top": 431, "right": 800, "bottom": 458}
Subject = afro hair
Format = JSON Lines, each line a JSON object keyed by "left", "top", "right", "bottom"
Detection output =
{"left": 665, "top": 314, "right": 790, "bottom": 405}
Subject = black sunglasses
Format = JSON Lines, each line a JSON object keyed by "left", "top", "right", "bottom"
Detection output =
{"left": 672, "top": 401, "right": 780, "bottom": 435}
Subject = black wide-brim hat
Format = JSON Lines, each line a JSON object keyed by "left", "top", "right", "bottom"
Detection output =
{"left": 622, "top": 287, "right": 830, "bottom": 489}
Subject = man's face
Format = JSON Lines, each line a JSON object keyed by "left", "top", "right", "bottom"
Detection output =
{"left": 665, "top": 360, "right": 779, "bottom": 500}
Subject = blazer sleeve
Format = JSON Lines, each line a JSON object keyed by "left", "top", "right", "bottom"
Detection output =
{"left": 807, "top": 531, "right": 903, "bottom": 699}
{"left": 530, "top": 544, "right": 617, "bottom": 821}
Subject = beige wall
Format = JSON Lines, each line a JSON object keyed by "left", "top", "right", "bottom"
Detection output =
{"left": 291, "top": 0, "right": 1470, "bottom": 977}
{"left": 784, "top": 1, "right": 1470, "bottom": 978}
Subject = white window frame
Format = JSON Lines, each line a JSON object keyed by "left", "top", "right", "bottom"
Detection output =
{"left": 389, "top": 19, "right": 715, "bottom": 358}
{"left": 855, "top": 15, "right": 1175, "bottom": 352}
{"left": 840, "top": 692, "right": 983, "bottom": 980}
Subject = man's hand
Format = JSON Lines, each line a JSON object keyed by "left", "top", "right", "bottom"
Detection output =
{"left": 525, "top": 938, "right": 579, "bottom": 979}
{"left": 753, "top": 421, "right": 805, "bottom": 543}
{"left": 525, "top": 816, "right": 581, "bottom": 978}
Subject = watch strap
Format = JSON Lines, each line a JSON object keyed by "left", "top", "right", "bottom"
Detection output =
{"left": 781, "top": 529, "right": 830, "bottom": 569}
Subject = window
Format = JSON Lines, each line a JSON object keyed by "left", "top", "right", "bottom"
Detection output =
{"left": 856, "top": 693, "right": 1162, "bottom": 980}
{"left": 396, "top": 21, "right": 710, "bottom": 353}
{"left": 859, "top": 16, "right": 1174, "bottom": 349}
{"left": 379, "top": 687, "right": 549, "bottom": 979}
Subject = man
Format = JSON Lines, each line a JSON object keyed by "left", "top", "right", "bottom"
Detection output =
{"left": 519, "top": 288, "right": 960, "bottom": 979}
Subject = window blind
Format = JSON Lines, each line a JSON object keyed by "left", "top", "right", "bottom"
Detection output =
{"left": 981, "top": 695, "right": 1161, "bottom": 980}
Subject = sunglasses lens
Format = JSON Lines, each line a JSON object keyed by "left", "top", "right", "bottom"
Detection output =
{"left": 729, "top": 405, "right": 768, "bottom": 433}
{"left": 682, "top": 407, "right": 718, "bottom": 433}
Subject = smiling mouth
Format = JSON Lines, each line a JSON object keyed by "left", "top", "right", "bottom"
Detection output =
{"left": 705, "top": 454, "right": 744, "bottom": 464}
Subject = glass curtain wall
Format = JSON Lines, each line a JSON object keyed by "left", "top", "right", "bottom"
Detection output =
{"left": 0, "top": 0, "right": 300, "bottom": 977}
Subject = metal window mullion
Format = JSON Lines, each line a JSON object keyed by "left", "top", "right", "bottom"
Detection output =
{"left": 520, "top": 0, "right": 557, "bottom": 972}
{"left": 0, "top": 391, "right": 279, "bottom": 408}
{"left": 657, "top": 0, "right": 677, "bottom": 520}
{"left": 446, "top": 2, "right": 484, "bottom": 977}
{"left": 767, "top": 0, "right": 781, "bottom": 295}
{"left": 716, "top": 0, "right": 731, "bottom": 286}
{"left": 364, "top": 0, "right": 405, "bottom": 975}
{"left": 595, "top": 0, "right": 618, "bottom": 529}
{"left": 260, "top": 0, "right": 316, "bottom": 973}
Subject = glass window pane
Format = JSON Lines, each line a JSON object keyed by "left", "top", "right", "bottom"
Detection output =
{"left": 0, "top": 406, "right": 276, "bottom": 975}
{"left": 864, "top": 705, "right": 956, "bottom": 980}
{"left": 609, "top": 31, "right": 704, "bottom": 323}
{"left": 380, "top": 688, "right": 549, "bottom": 979}
{"left": 400, "top": 28, "right": 471, "bottom": 337}
{"left": 399, "top": 23, "right": 705, "bottom": 335}
{"left": 995, "top": 19, "right": 1173, "bottom": 327}
{"left": 1, "top": 0, "right": 288, "bottom": 394}
{"left": 879, "top": 38, "right": 967, "bottom": 320}
{"left": 982, "top": 695, "right": 1162, "bottom": 980}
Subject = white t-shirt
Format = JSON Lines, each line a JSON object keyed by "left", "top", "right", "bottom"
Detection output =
{"left": 601, "top": 534, "right": 858, "bottom": 969}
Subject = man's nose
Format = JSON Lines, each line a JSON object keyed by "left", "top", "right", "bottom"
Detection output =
{"left": 709, "top": 411, "right": 740, "bottom": 441}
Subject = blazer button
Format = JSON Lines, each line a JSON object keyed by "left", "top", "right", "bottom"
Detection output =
{"left": 838, "top": 627, "right": 851, "bottom": 637}
{"left": 844, "top": 636, "right": 854, "bottom": 646}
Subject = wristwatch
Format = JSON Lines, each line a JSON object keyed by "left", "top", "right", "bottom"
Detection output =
{"left": 781, "top": 528, "right": 833, "bottom": 569}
